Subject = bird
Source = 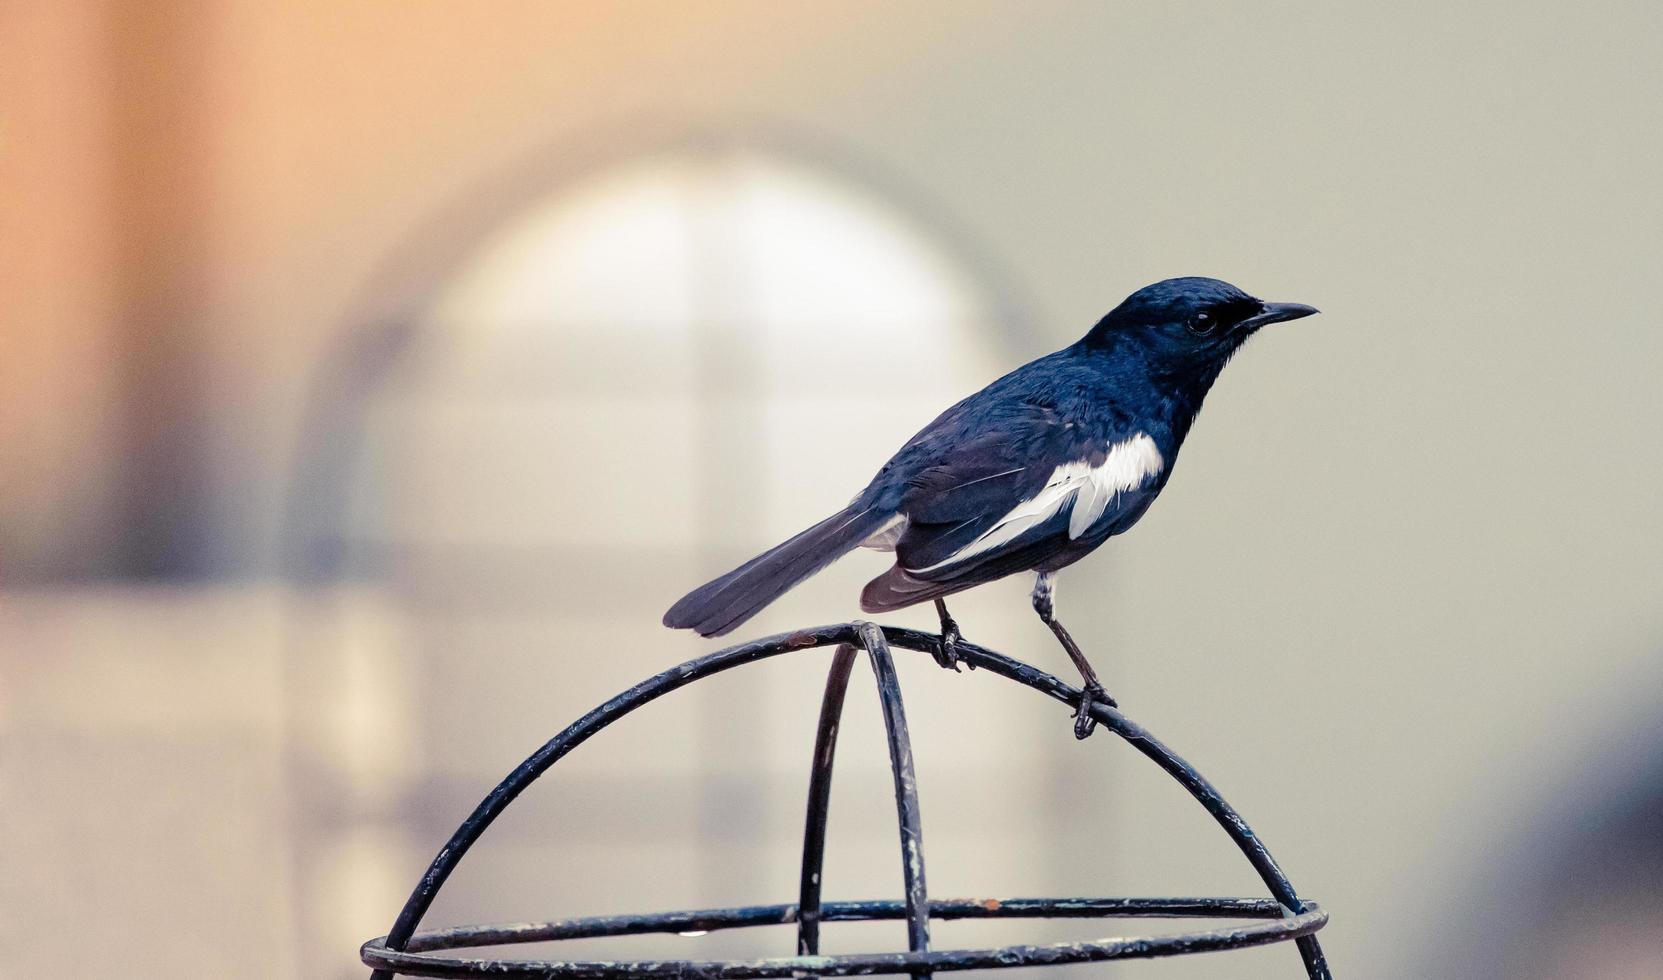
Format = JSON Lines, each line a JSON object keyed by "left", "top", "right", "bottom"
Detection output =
{"left": 664, "top": 277, "right": 1318, "bottom": 737}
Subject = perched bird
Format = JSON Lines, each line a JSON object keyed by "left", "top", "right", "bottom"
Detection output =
{"left": 665, "top": 277, "right": 1317, "bottom": 737}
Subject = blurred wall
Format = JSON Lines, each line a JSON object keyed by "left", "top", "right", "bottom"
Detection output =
{"left": 4, "top": 3, "right": 1663, "bottom": 979}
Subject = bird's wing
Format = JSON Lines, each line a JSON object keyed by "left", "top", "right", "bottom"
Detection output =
{"left": 890, "top": 403, "right": 1166, "bottom": 584}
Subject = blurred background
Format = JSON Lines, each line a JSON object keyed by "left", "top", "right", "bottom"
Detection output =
{"left": 4, "top": 2, "right": 1661, "bottom": 978}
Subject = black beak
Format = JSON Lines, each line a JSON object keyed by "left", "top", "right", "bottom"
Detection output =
{"left": 1238, "top": 301, "right": 1319, "bottom": 331}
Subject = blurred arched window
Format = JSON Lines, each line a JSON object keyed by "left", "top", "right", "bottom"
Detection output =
{"left": 354, "top": 150, "right": 1005, "bottom": 581}
{"left": 289, "top": 145, "right": 1060, "bottom": 978}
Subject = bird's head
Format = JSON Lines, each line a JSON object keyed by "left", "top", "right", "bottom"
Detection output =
{"left": 1083, "top": 277, "right": 1318, "bottom": 377}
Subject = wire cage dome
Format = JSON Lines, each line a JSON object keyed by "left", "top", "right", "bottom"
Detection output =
{"left": 359, "top": 621, "right": 1331, "bottom": 979}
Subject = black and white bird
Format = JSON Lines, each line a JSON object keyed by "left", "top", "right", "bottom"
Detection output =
{"left": 664, "top": 277, "right": 1317, "bottom": 736}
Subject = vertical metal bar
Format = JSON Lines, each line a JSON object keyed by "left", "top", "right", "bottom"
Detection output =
{"left": 854, "top": 622, "right": 931, "bottom": 979}
{"left": 1298, "top": 933, "right": 1332, "bottom": 979}
{"left": 797, "top": 644, "right": 857, "bottom": 958}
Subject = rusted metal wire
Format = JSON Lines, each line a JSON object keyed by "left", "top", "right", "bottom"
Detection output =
{"left": 362, "top": 622, "right": 1332, "bottom": 979}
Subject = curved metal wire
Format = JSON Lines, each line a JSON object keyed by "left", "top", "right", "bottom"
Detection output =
{"left": 363, "top": 622, "right": 1331, "bottom": 979}
{"left": 796, "top": 644, "right": 856, "bottom": 960}
{"left": 396, "top": 896, "right": 1307, "bottom": 950}
{"left": 859, "top": 624, "right": 932, "bottom": 977}
{"left": 362, "top": 899, "right": 1328, "bottom": 977}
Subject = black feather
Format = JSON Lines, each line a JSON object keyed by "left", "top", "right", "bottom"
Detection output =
{"left": 663, "top": 505, "right": 895, "bottom": 637}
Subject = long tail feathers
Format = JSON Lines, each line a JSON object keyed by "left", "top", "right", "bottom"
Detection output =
{"left": 664, "top": 505, "right": 895, "bottom": 637}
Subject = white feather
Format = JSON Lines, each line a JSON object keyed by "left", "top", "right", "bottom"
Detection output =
{"left": 910, "top": 433, "right": 1163, "bottom": 574}
{"left": 861, "top": 514, "right": 908, "bottom": 551}
{"left": 1068, "top": 433, "right": 1164, "bottom": 537}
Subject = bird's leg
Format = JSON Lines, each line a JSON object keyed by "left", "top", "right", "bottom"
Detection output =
{"left": 931, "top": 598, "right": 969, "bottom": 671}
{"left": 1031, "top": 573, "right": 1115, "bottom": 739}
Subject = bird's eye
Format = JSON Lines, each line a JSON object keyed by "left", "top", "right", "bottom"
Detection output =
{"left": 1187, "top": 311, "right": 1218, "bottom": 336}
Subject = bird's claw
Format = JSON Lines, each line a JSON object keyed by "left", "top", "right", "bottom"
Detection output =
{"left": 932, "top": 622, "right": 963, "bottom": 672}
{"left": 1073, "top": 683, "right": 1116, "bottom": 740}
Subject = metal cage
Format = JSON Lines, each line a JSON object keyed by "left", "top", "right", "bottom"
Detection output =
{"left": 361, "top": 622, "right": 1331, "bottom": 978}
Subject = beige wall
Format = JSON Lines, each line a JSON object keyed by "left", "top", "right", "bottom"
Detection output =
{"left": 9, "top": 1, "right": 1663, "bottom": 577}
{"left": 4, "top": 3, "right": 1663, "bottom": 979}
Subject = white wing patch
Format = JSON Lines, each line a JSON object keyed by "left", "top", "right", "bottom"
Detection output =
{"left": 1066, "top": 433, "right": 1165, "bottom": 537}
{"left": 861, "top": 513, "right": 908, "bottom": 552}
{"left": 910, "top": 433, "right": 1163, "bottom": 574}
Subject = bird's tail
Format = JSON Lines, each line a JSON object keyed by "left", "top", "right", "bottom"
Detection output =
{"left": 664, "top": 505, "right": 896, "bottom": 637}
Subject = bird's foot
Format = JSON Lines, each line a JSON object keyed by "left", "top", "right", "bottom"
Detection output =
{"left": 933, "top": 618, "right": 964, "bottom": 672}
{"left": 1073, "top": 683, "right": 1116, "bottom": 740}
